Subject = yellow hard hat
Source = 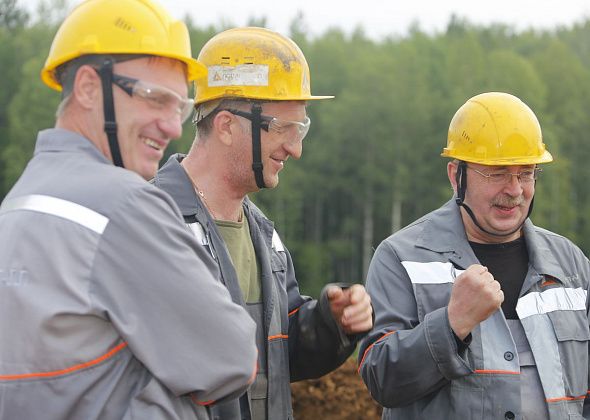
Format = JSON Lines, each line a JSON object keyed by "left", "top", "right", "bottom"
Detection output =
{"left": 194, "top": 27, "right": 333, "bottom": 105}
{"left": 41, "top": 0, "right": 206, "bottom": 91}
{"left": 442, "top": 92, "right": 553, "bottom": 165}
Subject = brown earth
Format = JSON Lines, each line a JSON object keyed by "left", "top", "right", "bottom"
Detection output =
{"left": 291, "top": 357, "right": 382, "bottom": 419}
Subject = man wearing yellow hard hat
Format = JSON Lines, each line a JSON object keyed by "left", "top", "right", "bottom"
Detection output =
{"left": 153, "top": 27, "right": 374, "bottom": 419}
{"left": 0, "top": 1, "right": 257, "bottom": 418}
{"left": 359, "top": 92, "right": 590, "bottom": 419}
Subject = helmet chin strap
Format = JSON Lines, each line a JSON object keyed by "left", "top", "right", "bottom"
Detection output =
{"left": 249, "top": 103, "right": 267, "bottom": 189}
{"left": 97, "top": 58, "right": 124, "bottom": 168}
{"left": 455, "top": 161, "right": 533, "bottom": 238}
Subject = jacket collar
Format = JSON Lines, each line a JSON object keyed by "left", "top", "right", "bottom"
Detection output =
{"left": 415, "top": 199, "right": 478, "bottom": 268}
{"left": 521, "top": 222, "right": 567, "bottom": 284}
{"left": 152, "top": 153, "right": 207, "bottom": 220}
{"left": 36, "top": 128, "right": 110, "bottom": 164}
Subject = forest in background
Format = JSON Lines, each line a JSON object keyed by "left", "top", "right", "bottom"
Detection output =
{"left": 3, "top": 0, "right": 590, "bottom": 296}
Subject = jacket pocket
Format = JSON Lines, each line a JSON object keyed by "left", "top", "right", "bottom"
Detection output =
{"left": 270, "top": 252, "right": 286, "bottom": 273}
{"left": 270, "top": 252, "right": 288, "bottom": 295}
{"left": 549, "top": 309, "right": 590, "bottom": 341}
{"left": 548, "top": 310, "right": 590, "bottom": 399}
{"left": 449, "top": 382, "right": 484, "bottom": 419}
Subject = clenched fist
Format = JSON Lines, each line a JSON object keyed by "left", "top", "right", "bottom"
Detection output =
{"left": 327, "top": 284, "right": 373, "bottom": 335}
{"left": 448, "top": 264, "right": 503, "bottom": 340}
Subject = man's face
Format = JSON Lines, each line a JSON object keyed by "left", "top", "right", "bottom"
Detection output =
{"left": 110, "top": 57, "right": 189, "bottom": 180}
{"left": 230, "top": 101, "right": 307, "bottom": 191}
{"left": 451, "top": 162, "right": 537, "bottom": 243}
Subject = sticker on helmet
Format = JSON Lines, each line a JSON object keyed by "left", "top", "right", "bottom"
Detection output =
{"left": 208, "top": 65, "right": 269, "bottom": 87}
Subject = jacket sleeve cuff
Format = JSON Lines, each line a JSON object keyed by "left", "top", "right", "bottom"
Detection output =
{"left": 423, "top": 306, "right": 473, "bottom": 380}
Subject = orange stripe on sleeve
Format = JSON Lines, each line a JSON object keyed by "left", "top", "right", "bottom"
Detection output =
{"left": 0, "top": 342, "right": 128, "bottom": 380}
{"left": 357, "top": 330, "right": 397, "bottom": 374}
{"left": 541, "top": 280, "right": 558, "bottom": 287}
{"left": 191, "top": 395, "right": 215, "bottom": 406}
{"left": 546, "top": 395, "right": 586, "bottom": 403}
{"left": 288, "top": 307, "right": 301, "bottom": 317}
{"left": 473, "top": 369, "right": 520, "bottom": 375}
{"left": 268, "top": 334, "right": 288, "bottom": 341}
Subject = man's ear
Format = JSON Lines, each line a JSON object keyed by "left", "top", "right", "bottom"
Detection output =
{"left": 213, "top": 110, "right": 239, "bottom": 146}
{"left": 72, "top": 65, "right": 101, "bottom": 110}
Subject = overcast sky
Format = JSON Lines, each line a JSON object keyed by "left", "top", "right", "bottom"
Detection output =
{"left": 19, "top": 0, "right": 590, "bottom": 40}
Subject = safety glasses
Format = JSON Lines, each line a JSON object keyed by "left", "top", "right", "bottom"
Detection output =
{"left": 467, "top": 166, "right": 541, "bottom": 184}
{"left": 225, "top": 108, "right": 311, "bottom": 144}
{"left": 112, "top": 74, "right": 195, "bottom": 123}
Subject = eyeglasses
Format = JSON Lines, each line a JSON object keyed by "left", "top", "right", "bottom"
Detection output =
{"left": 467, "top": 166, "right": 542, "bottom": 184}
{"left": 111, "top": 74, "right": 195, "bottom": 123}
{"left": 224, "top": 108, "right": 311, "bottom": 144}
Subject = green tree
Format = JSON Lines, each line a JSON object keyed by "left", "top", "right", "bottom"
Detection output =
{"left": 1, "top": 2, "right": 61, "bottom": 197}
{"left": 0, "top": 0, "right": 29, "bottom": 29}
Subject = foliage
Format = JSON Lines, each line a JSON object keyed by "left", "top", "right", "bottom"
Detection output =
{"left": 3, "top": 3, "right": 590, "bottom": 294}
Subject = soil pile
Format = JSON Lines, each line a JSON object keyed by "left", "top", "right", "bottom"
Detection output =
{"left": 291, "top": 357, "right": 382, "bottom": 419}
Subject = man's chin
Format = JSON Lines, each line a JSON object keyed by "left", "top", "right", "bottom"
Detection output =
{"left": 489, "top": 219, "right": 526, "bottom": 237}
{"left": 263, "top": 175, "right": 280, "bottom": 189}
{"left": 134, "top": 165, "right": 158, "bottom": 181}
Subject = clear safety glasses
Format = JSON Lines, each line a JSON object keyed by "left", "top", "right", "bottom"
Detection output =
{"left": 112, "top": 74, "right": 195, "bottom": 123}
{"left": 225, "top": 108, "right": 311, "bottom": 144}
{"left": 467, "top": 166, "right": 542, "bottom": 184}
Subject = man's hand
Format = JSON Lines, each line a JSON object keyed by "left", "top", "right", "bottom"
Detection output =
{"left": 448, "top": 264, "right": 504, "bottom": 340}
{"left": 327, "top": 284, "right": 373, "bottom": 335}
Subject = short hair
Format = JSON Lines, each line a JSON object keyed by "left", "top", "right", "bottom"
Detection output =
{"left": 54, "top": 55, "right": 109, "bottom": 118}
{"left": 195, "top": 98, "right": 261, "bottom": 141}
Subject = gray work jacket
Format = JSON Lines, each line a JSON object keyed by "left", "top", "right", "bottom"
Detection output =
{"left": 359, "top": 199, "right": 590, "bottom": 420}
{"left": 0, "top": 129, "right": 257, "bottom": 420}
{"left": 154, "top": 154, "right": 359, "bottom": 420}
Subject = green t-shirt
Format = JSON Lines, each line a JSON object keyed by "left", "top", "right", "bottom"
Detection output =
{"left": 215, "top": 215, "right": 261, "bottom": 303}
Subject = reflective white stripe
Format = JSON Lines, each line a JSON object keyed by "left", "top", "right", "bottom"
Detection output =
{"left": 401, "top": 261, "right": 463, "bottom": 284}
{"left": 272, "top": 230, "right": 284, "bottom": 252}
{"left": 0, "top": 194, "right": 108, "bottom": 234}
{"left": 517, "top": 287, "right": 587, "bottom": 319}
{"left": 187, "top": 222, "right": 208, "bottom": 245}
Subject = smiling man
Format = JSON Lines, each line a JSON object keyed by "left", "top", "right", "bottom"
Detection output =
{"left": 359, "top": 92, "right": 590, "bottom": 419}
{"left": 0, "top": 1, "right": 257, "bottom": 419}
{"left": 153, "top": 27, "right": 373, "bottom": 420}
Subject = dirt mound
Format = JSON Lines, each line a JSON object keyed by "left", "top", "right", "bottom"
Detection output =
{"left": 291, "top": 357, "right": 382, "bottom": 419}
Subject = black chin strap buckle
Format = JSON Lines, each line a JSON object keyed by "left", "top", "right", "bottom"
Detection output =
{"left": 104, "top": 121, "right": 117, "bottom": 135}
{"left": 252, "top": 162, "right": 264, "bottom": 176}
